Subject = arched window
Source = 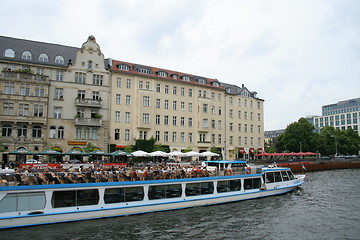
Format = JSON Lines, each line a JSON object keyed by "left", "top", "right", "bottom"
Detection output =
{"left": 88, "top": 61, "right": 93, "bottom": 70}
{"left": 2, "top": 124, "right": 12, "bottom": 137}
{"left": 115, "top": 128, "right": 120, "bottom": 140}
{"left": 38, "top": 53, "right": 49, "bottom": 62}
{"left": 49, "top": 126, "right": 56, "bottom": 138}
{"left": 57, "top": 126, "right": 64, "bottom": 139}
{"left": 21, "top": 51, "right": 32, "bottom": 60}
{"left": 4, "top": 49, "right": 15, "bottom": 58}
{"left": 55, "top": 55, "right": 65, "bottom": 64}
{"left": 32, "top": 126, "right": 42, "bottom": 138}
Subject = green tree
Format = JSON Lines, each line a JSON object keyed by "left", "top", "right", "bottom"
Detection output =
{"left": 133, "top": 137, "right": 156, "bottom": 153}
{"left": 318, "top": 126, "right": 338, "bottom": 156}
{"left": 276, "top": 118, "right": 318, "bottom": 152}
{"left": 83, "top": 142, "right": 96, "bottom": 153}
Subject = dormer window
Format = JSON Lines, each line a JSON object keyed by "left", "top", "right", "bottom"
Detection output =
{"left": 158, "top": 71, "right": 168, "bottom": 77}
{"left": 118, "top": 64, "right": 130, "bottom": 71}
{"left": 196, "top": 78, "right": 207, "bottom": 84}
{"left": 172, "top": 74, "right": 178, "bottom": 79}
{"left": 55, "top": 55, "right": 65, "bottom": 64}
{"left": 4, "top": 49, "right": 15, "bottom": 58}
{"left": 21, "top": 51, "right": 32, "bottom": 60}
{"left": 182, "top": 76, "right": 190, "bottom": 81}
{"left": 212, "top": 82, "right": 219, "bottom": 87}
{"left": 38, "top": 53, "right": 49, "bottom": 62}
{"left": 139, "top": 68, "right": 150, "bottom": 74}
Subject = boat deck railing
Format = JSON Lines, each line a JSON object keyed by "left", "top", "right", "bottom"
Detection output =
{"left": 0, "top": 167, "right": 260, "bottom": 187}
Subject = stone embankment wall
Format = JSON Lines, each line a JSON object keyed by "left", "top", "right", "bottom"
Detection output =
{"left": 276, "top": 159, "right": 360, "bottom": 173}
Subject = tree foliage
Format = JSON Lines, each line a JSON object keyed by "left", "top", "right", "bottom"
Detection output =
{"left": 276, "top": 118, "right": 318, "bottom": 152}
{"left": 276, "top": 118, "right": 360, "bottom": 156}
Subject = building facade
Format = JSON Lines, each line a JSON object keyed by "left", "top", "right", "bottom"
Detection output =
{"left": 313, "top": 98, "right": 360, "bottom": 134}
{"left": 0, "top": 35, "right": 264, "bottom": 162}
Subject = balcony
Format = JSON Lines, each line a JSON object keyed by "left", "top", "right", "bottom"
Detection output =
{"left": 2, "top": 70, "right": 50, "bottom": 83}
{"left": 75, "top": 98, "right": 102, "bottom": 108}
{"left": 75, "top": 117, "right": 102, "bottom": 127}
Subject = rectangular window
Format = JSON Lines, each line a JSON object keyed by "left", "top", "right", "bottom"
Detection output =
{"left": 125, "top": 129, "right": 130, "bottom": 141}
{"left": 188, "top": 89, "right": 193, "bottom": 97}
{"left": 115, "top": 129, "right": 120, "bottom": 140}
{"left": 181, "top": 117, "right": 185, "bottom": 126}
{"left": 143, "top": 113, "right": 150, "bottom": 124}
{"left": 35, "top": 85, "right": 45, "bottom": 97}
{"left": 203, "top": 104, "right": 208, "bottom": 113}
{"left": 173, "top": 116, "right": 177, "bottom": 126}
{"left": 20, "top": 83, "right": 30, "bottom": 96}
{"left": 164, "top": 115, "right": 169, "bottom": 125}
{"left": 173, "top": 86, "right": 177, "bottom": 95}
{"left": 126, "top": 79, "right": 131, "bottom": 88}
{"left": 164, "top": 131, "right": 169, "bottom": 142}
{"left": 126, "top": 95, "right": 131, "bottom": 105}
{"left": 244, "top": 178, "right": 261, "bottom": 190}
{"left": 78, "top": 90, "right": 85, "bottom": 99}
{"left": 116, "top": 94, "right": 121, "bottom": 104}
{"left": 164, "top": 100, "right": 169, "bottom": 109}
{"left": 217, "top": 180, "right": 242, "bottom": 193}
{"left": 181, "top": 102, "right": 185, "bottom": 111}
{"left": 93, "top": 75, "right": 103, "bottom": 85}
{"left": 203, "top": 119, "right": 209, "bottom": 128}
{"left": 54, "top": 107, "right": 62, "bottom": 119}
{"left": 188, "top": 118, "right": 193, "bottom": 127}
{"left": 156, "top": 83, "right": 161, "bottom": 92}
{"left": 116, "top": 77, "right": 121, "bottom": 87}
{"left": 4, "top": 82, "right": 15, "bottom": 94}
{"left": 55, "top": 88, "right": 63, "bottom": 99}
{"left": 92, "top": 128, "right": 98, "bottom": 140}
{"left": 173, "top": 101, "right": 177, "bottom": 110}
{"left": 0, "top": 192, "right": 46, "bottom": 213}
{"left": 165, "top": 85, "right": 169, "bottom": 94}
{"left": 115, "top": 111, "right": 120, "bottom": 122}
{"left": 189, "top": 103, "right": 193, "bottom": 112}
{"left": 156, "top": 115, "right": 160, "bottom": 125}
{"left": 172, "top": 132, "right": 177, "bottom": 142}
{"left": 181, "top": 87, "right": 185, "bottom": 96}
{"left": 104, "top": 187, "right": 144, "bottom": 204}
{"left": 125, "top": 112, "right": 131, "bottom": 122}
{"left": 52, "top": 189, "right": 99, "bottom": 208}
{"left": 33, "top": 104, "right": 44, "bottom": 117}
{"left": 148, "top": 184, "right": 182, "bottom": 200}
{"left": 155, "top": 99, "right": 161, "bottom": 108}
{"left": 19, "top": 103, "right": 29, "bottom": 116}
{"left": 75, "top": 72, "right": 86, "bottom": 83}
{"left": 188, "top": 133, "right": 193, "bottom": 143}
{"left": 143, "top": 96, "right": 150, "bottom": 106}
{"left": 156, "top": 131, "right": 160, "bottom": 141}
{"left": 138, "top": 80, "right": 143, "bottom": 89}
{"left": 3, "top": 102, "right": 14, "bottom": 115}
{"left": 56, "top": 71, "right": 64, "bottom": 81}
{"left": 185, "top": 182, "right": 214, "bottom": 196}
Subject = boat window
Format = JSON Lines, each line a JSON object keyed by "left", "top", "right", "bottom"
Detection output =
{"left": 51, "top": 189, "right": 99, "bottom": 208}
{"left": 104, "top": 186, "right": 144, "bottom": 204}
{"left": 148, "top": 184, "right": 182, "bottom": 200}
{"left": 287, "top": 171, "right": 295, "bottom": 180}
{"left": 281, "top": 171, "right": 290, "bottom": 181}
{"left": 244, "top": 178, "right": 261, "bottom": 190}
{"left": 185, "top": 182, "right": 214, "bottom": 196}
{"left": 0, "top": 192, "right": 46, "bottom": 213}
{"left": 274, "top": 172, "right": 282, "bottom": 182}
{"left": 217, "top": 179, "right": 241, "bottom": 193}
{"left": 265, "top": 172, "right": 275, "bottom": 183}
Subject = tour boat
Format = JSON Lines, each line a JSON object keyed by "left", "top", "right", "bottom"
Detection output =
{"left": 0, "top": 160, "right": 305, "bottom": 229}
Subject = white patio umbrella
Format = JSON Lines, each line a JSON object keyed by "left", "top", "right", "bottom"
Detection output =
{"left": 149, "top": 151, "right": 169, "bottom": 157}
{"left": 199, "top": 151, "right": 220, "bottom": 157}
{"left": 186, "top": 151, "right": 201, "bottom": 157}
{"left": 131, "top": 150, "right": 150, "bottom": 157}
{"left": 169, "top": 151, "right": 188, "bottom": 157}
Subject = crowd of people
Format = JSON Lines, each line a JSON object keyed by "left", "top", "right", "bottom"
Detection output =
{"left": 0, "top": 164, "right": 214, "bottom": 186}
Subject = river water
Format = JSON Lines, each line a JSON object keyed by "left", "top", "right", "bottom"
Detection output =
{"left": 3, "top": 169, "right": 360, "bottom": 240}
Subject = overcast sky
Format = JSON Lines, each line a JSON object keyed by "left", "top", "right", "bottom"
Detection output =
{"left": 1, "top": 0, "right": 359, "bottom": 130}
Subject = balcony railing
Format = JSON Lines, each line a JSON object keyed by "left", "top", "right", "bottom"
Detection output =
{"left": 2, "top": 71, "right": 50, "bottom": 82}
{"left": 75, "top": 98, "right": 102, "bottom": 108}
{"left": 75, "top": 117, "right": 102, "bottom": 127}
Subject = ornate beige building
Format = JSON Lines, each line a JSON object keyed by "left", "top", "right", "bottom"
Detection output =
{"left": 0, "top": 35, "right": 263, "bottom": 163}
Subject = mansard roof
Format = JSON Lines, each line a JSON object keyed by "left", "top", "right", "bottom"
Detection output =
{"left": 112, "top": 59, "right": 224, "bottom": 89}
{"left": 0, "top": 35, "right": 78, "bottom": 67}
